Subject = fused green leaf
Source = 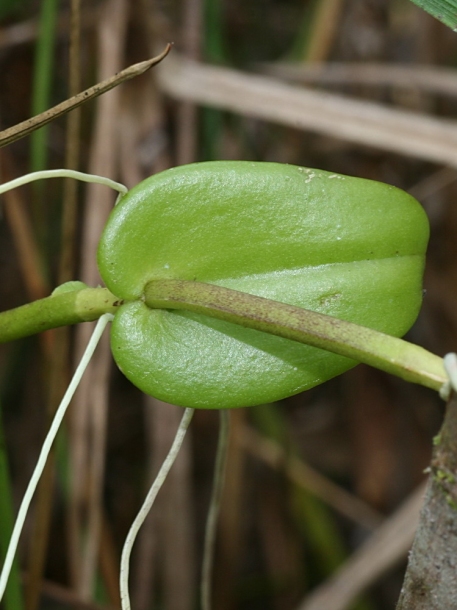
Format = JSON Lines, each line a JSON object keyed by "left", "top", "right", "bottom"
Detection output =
{"left": 97, "top": 161, "right": 429, "bottom": 409}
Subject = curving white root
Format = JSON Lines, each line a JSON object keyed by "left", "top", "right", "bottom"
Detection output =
{"left": 119, "top": 407, "right": 195, "bottom": 610}
{"left": 0, "top": 169, "right": 128, "bottom": 198}
{"left": 441, "top": 353, "right": 457, "bottom": 400}
{"left": 0, "top": 313, "right": 113, "bottom": 602}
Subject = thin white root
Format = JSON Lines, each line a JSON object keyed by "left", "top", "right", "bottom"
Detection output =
{"left": 0, "top": 169, "right": 128, "bottom": 196}
{"left": 201, "top": 410, "right": 230, "bottom": 610}
{"left": 441, "top": 353, "right": 457, "bottom": 400}
{"left": 440, "top": 352, "right": 457, "bottom": 400}
{"left": 119, "top": 407, "right": 195, "bottom": 610}
{"left": 0, "top": 313, "right": 113, "bottom": 602}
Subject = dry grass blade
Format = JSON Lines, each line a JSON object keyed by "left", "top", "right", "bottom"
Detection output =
{"left": 131, "top": 399, "right": 195, "bottom": 610}
{"left": 59, "top": 0, "right": 82, "bottom": 285}
{"left": 213, "top": 410, "right": 246, "bottom": 610}
{"left": 304, "top": 0, "right": 345, "bottom": 62}
{"left": 238, "top": 426, "right": 383, "bottom": 530}
{"left": 158, "top": 55, "right": 457, "bottom": 166}
{"left": 37, "top": 577, "right": 119, "bottom": 610}
{"left": 0, "top": 8, "right": 101, "bottom": 50}
{"left": 176, "top": 0, "right": 202, "bottom": 165}
{"left": 0, "top": 44, "right": 171, "bottom": 149}
{"left": 259, "top": 62, "right": 457, "bottom": 97}
{"left": 296, "top": 482, "right": 426, "bottom": 610}
{"left": 69, "top": 0, "right": 128, "bottom": 596}
{"left": 0, "top": 151, "right": 49, "bottom": 301}
{"left": 156, "top": 401, "right": 195, "bottom": 610}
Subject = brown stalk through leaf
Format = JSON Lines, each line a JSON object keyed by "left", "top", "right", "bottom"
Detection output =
{"left": 0, "top": 44, "right": 171, "bottom": 148}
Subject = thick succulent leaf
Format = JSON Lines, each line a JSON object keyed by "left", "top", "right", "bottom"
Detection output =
{"left": 97, "top": 161, "right": 429, "bottom": 408}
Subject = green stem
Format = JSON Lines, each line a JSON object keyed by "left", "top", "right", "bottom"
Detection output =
{"left": 31, "top": 0, "right": 60, "bottom": 173}
{"left": 143, "top": 279, "right": 446, "bottom": 392}
{"left": 0, "top": 288, "right": 122, "bottom": 343}
{"left": 0, "top": 401, "right": 24, "bottom": 610}
{"left": 0, "top": 280, "right": 447, "bottom": 393}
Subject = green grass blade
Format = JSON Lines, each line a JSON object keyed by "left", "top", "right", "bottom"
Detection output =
{"left": 30, "top": 0, "right": 59, "bottom": 172}
{"left": 409, "top": 0, "right": 457, "bottom": 29}
{"left": 0, "top": 400, "right": 24, "bottom": 610}
{"left": 202, "top": 0, "right": 226, "bottom": 160}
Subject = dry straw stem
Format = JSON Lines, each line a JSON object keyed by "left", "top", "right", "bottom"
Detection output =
{"left": 0, "top": 8, "right": 100, "bottom": 50}
{"left": 303, "top": 0, "right": 345, "bottom": 62}
{"left": 70, "top": 0, "right": 129, "bottom": 598}
{"left": 158, "top": 55, "right": 457, "bottom": 167}
{"left": 0, "top": 151, "right": 49, "bottom": 301}
{"left": 238, "top": 426, "right": 383, "bottom": 530}
{"left": 132, "top": 399, "right": 195, "bottom": 610}
{"left": 0, "top": 44, "right": 171, "bottom": 148}
{"left": 259, "top": 62, "right": 457, "bottom": 98}
{"left": 33, "top": 577, "right": 118, "bottom": 610}
{"left": 130, "top": 395, "right": 197, "bottom": 610}
{"left": 297, "top": 482, "right": 426, "bottom": 610}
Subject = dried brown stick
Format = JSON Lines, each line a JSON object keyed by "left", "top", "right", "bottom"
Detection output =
{"left": 25, "top": 3, "right": 83, "bottom": 607}
{"left": 297, "top": 482, "right": 426, "bottom": 610}
{"left": 24, "top": 574, "right": 118, "bottom": 610}
{"left": 0, "top": 152, "right": 49, "bottom": 301}
{"left": 259, "top": 61, "right": 457, "bottom": 98}
{"left": 0, "top": 8, "right": 100, "bottom": 50}
{"left": 0, "top": 44, "right": 171, "bottom": 148}
{"left": 238, "top": 426, "right": 383, "bottom": 531}
{"left": 176, "top": 0, "right": 203, "bottom": 165}
{"left": 158, "top": 55, "right": 457, "bottom": 167}
{"left": 303, "top": 0, "right": 345, "bottom": 62}
{"left": 59, "top": 0, "right": 82, "bottom": 284}
{"left": 69, "top": 0, "right": 129, "bottom": 598}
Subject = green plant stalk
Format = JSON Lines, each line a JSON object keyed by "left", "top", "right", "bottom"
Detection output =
{"left": 31, "top": 0, "right": 60, "bottom": 173}
{"left": 0, "top": 401, "right": 24, "bottom": 610}
{"left": 0, "top": 288, "right": 121, "bottom": 343}
{"left": 143, "top": 279, "right": 446, "bottom": 392}
{"left": 0, "top": 281, "right": 447, "bottom": 392}
{"left": 202, "top": 0, "right": 226, "bottom": 160}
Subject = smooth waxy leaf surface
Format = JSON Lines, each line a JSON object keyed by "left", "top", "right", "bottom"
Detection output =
{"left": 97, "top": 161, "right": 429, "bottom": 408}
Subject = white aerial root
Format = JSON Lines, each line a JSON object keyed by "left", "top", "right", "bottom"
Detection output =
{"left": 0, "top": 169, "right": 128, "bottom": 197}
{"left": 119, "top": 407, "right": 195, "bottom": 610}
{"left": 440, "top": 353, "right": 457, "bottom": 400}
{"left": 0, "top": 313, "right": 113, "bottom": 602}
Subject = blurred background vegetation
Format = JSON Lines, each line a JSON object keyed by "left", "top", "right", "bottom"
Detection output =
{"left": 1, "top": 0, "right": 456, "bottom": 609}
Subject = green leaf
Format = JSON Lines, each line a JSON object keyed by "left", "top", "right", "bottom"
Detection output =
{"left": 97, "top": 161, "right": 429, "bottom": 409}
{"left": 409, "top": 0, "right": 457, "bottom": 30}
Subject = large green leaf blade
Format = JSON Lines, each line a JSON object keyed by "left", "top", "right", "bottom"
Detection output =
{"left": 98, "top": 161, "right": 429, "bottom": 409}
{"left": 410, "top": 0, "right": 457, "bottom": 30}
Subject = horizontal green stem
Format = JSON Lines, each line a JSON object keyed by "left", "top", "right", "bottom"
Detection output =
{"left": 0, "top": 279, "right": 448, "bottom": 394}
{"left": 144, "top": 279, "right": 447, "bottom": 392}
{"left": 0, "top": 288, "right": 122, "bottom": 343}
